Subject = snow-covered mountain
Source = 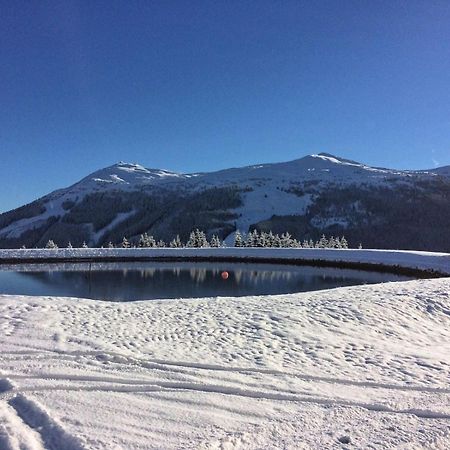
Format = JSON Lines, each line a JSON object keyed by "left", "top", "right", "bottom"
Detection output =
{"left": 1, "top": 153, "right": 450, "bottom": 250}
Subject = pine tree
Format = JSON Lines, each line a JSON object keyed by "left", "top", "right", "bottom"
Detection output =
{"left": 281, "top": 232, "right": 293, "bottom": 247}
{"left": 302, "top": 239, "right": 310, "bottom": 248}
{"left": 140, "top": 232, "right": 156, "bottom": 248}
{"left": 210, "top": 234, "right": 221, "bottom": 247}
{"left": 340, "top": 237, "right": 348, "bottom": 249}
{"left": 358, "top": 242, "right": 362, "bottom": 249}
{"left": 169, "top": 235, "right": 183, "bottom": 248}
{"left": 258, "top": 231, "right": 267, "bottom": 248}
{"left": 157, "top": 239, "right": 166, "bottom": 248}
{"left": 82, "top": 241, "right": 88, "bottom": 249}
{"left": 187, "top": 230, "right": 197, "bottom": 248}
{"left": 138, "top": 233, "right": 148, "bottom": 248}
{"left": 196, "top": 229, "right": 209, "bottom": 247}
{"left": 265, "top": 231, "right": 274, "bottom": 247}
{"left": 328, "top": 236, "right": 336, "bottom": 248}
{"left": 121, "top": 237, "right": 130, "bottom": 248}
{"left": 273, "top": 234, "right": 282, "bottom": 247}
{"left": 234, "top": 230, "right": 244, "bottom": 247}
{"left": 186, "top": 229, "right": 209, "bottom": 248}
{"left": 108, "top": 241, "right": 114, "bottom": 248}
{"left": 317, "top": 234, "right": 328, "bottom": 248}
{"left": 45, "top": 240, "right": 58, "bottom": 249}
{"left": 67, "top": 241, "right": 73, "bottom": 249}
{"left": 253, "top": 229, "right": 261, "bottom": 247}
{"left": 245, "top": 230, "right": 254, "bottom": 247}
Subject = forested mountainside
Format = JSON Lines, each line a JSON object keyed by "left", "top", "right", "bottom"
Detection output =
{"left": 1, "top": 153, "right": 449, "bottom": 251}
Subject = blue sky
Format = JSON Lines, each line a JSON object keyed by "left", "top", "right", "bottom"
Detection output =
{"left": 1, "top": 0, "right": 450, "bottom": 212}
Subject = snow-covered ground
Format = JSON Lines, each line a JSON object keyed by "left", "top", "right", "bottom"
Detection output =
{"left": 1, "top": 251, "right": 450, "bottom": 449}
{"left": 1, "top": 247, "right": 450, "bottom": 275}
{"left": 1, "top": 279, "right": 450, "bottom": 449}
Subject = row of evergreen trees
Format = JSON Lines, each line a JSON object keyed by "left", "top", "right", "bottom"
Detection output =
{"left": 43, "top": 229, "right": 352, "bottom": 249}
{"left": 134, "top": 230, "right": 223, "bottom": 248}
{"left": 233, "top": 230, "right": 349, "bottom": 249}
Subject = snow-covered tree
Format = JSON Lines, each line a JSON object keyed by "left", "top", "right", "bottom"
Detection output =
{"left": 244, "top": 230, "right": 252, "bottom": 247}
{"left": 316, "top": 234, "right": 328, "bottom": 248}
{"left": 273, "top": 234, "right": 282, "bottom": 247}
{"left": 340, "top": 237, "right": 349, "bottom": 249}
{"left": 108, "top": 241, "right": 114, "bottom": 248}
{"left": 234, "top": 230, "right": 244, "bottom": 247}
{"left": 138, "top": 233, "right": 148, "bottom": 248}
{"left": 45, "top": 240, "right": 58, "bottom": 249}
{"left": 187, "top": 229, "right": 209, "bottom": 248}
{"left": 82, "top": 241, "right": 88, "bottom": 249}
{"left": 210, "top": 234, "right": 221, "bottom": 247}
{"left": 265, "top": 231, "right": 275, "bottom": 247}
{"left": 358, "top": 242, "right": 363, "bottom": 249}
{"left": 169, "top": 235, "right": 183, "bottom": 248}
{"left": 137, "top": 232, "right": 156, "bottom": 248}
{"left": 246, "top": 229, "right": 259, "bottom": 247}
{"left": 186, "top": 231, "right": 196, "bottom": 247}
{"left": 198, "top": 230, "right": 210, "bottom": 247}
{"left": 121, "top": 237, "right": 130, "bottom": 248}
{"left": 67, "top": 241, "right": 73, "bottom": 249}
{"left": 157, "top": 239, "right": 166, "bottom": 248}
{"left": 281, "top": 232, "right": 293, "bottom": 247}
{"left": 258, "top": 231, "right": 268, "bottom": 248}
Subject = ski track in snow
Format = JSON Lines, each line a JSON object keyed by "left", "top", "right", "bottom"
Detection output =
{"left": 0, "top": 278, "right": 450, "bottom": 448}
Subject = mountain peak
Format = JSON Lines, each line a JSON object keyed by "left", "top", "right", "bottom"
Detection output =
{"left": 113, "top": 162, "right": 148, "bottom": 171}
{"left": 311, "top": 153, "right": 363, "bottom": 167}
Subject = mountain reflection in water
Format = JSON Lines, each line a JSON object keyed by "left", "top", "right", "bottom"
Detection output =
{"left": 0, "top": 262, "right": 412, "bottom": 302}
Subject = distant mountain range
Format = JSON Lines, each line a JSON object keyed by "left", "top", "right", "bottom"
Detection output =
{"left": 1, "top": 153, "right": 449, "bottom": 251}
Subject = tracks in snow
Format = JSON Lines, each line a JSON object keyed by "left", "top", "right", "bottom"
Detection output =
{"left": 4, "top": 348, "right": 450, "bottom": 395}
{"left": 0, "top": 378, "right": 85, "bottom": 450}
{"left": 8, "top": 395, "right": 85, "bottom": 450}
{"left": 2, "top": 346, "right": 450, "bottom": 422}
{"left": 1, "top": 346, "right": 450, "bottom": 449}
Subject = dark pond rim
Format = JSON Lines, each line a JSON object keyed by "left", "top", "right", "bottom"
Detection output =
{"left": 0, "top": 255, "right": 444, "bottom": 278}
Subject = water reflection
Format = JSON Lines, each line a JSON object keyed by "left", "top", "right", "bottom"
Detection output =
{"left": 0, "top": 262, "right": 413, "bottom": 302}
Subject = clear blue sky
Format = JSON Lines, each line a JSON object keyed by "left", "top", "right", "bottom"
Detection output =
{"left": 1, "top": 0, "right": 450, "bottom": 212}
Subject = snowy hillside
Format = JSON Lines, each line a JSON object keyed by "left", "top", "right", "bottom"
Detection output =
{"left": 1, "top": 153, "right": 450, "bottom": 250}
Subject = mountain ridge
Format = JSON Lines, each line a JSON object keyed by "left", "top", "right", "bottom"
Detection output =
{"left": 1, "top": 153, "right": 450, "bottom": 251}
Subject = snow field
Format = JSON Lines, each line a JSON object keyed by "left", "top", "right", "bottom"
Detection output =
{"left": 0, "top": 277, "right": 450, "bottom": 448}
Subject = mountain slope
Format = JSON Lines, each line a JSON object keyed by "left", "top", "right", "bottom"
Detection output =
{"left": 1, "top": 153, "right": 450, "bottom": 250}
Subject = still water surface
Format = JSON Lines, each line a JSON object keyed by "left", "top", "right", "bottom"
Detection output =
{"left": 0, "top": 262, "right": 413, "bottom": 302}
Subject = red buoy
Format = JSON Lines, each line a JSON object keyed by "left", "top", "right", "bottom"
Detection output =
{"left": 221, "top": 271, "right": 229, "bottom": 280}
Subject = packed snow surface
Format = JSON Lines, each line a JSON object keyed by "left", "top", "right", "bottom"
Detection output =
{"left": 1, "top": 270, "right": 450, "bottom": 448}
